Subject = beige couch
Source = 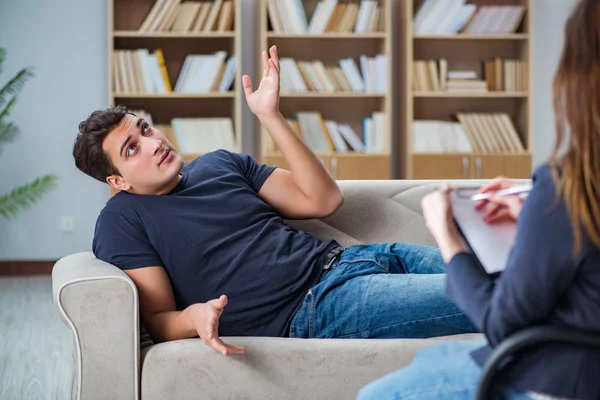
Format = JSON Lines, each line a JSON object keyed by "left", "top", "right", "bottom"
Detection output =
{"left": 52, "top": 179, "right": 485, "bottom": 400}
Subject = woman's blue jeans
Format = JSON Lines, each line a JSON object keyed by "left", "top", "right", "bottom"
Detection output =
{"left": 289, "top": 242, "right": 477, "bottom": 339}
{"left": 356, "top": 340, "right": 534, "bottom": 400}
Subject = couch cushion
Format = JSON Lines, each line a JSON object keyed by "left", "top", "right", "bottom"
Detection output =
{"left": 286, "top": 180, "right": 450, "bottom": 248}
{"left": 140, "top": 334, "right": 483, "bottom": 400}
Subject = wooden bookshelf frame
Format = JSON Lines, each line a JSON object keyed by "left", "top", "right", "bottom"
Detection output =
{"left": 400, "top": 0, "right": 533, "bottom": 180}
{"left": 258, "top": 0, "right": 394, "bottom": 180}
{"left": 108, "top": 0, "right": 243, "bottom": 161}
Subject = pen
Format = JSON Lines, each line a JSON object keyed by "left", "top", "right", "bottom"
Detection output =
{"left": 470, "top": 184, "right": 533, "bottom": 202}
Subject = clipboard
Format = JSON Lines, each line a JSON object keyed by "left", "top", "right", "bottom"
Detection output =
{"left": 449, "top": 187, "right": 517, "bottom": 274}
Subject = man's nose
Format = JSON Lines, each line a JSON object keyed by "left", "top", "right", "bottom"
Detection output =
{"left": 148, "top": 137, "right": 162, "bottom": 155}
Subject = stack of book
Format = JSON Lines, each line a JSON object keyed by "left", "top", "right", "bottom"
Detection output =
{"left": 137, "top": 0, "right": 234, "bottom": 32}
{"left": 279, "top": 55, "right": 386, "bottom": 93}
{"left": 413, "top": 113, "right": 525, "bottom": 154}
{"left": 412, "top": 58, "right": 528, "bottom": 92}
{"left": 174, "top": 52, "right": 235, "bottom": 93}
{"left": 113, "top": 49, "right": 171, "bottom": 94}
{"left": 113, "top": 50, "right": 235, "bottom": 94}
{"left": 484, "top": 57, "right": 528, "bottom": 92}
{"left": 268, "top": 0, "right": 384, "bottom": 34}
{"left": 154, "top": 117, "right": 236, "bottom": 155}
{"left": 266, "top": 111, "right": 386, "bottom": 154}
{"left": 413, "top": 0, "right": 525, "bottom": 35}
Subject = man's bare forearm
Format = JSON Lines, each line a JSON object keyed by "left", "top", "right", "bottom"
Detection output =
{"left": 260, "top": 112, "right": 342, "bottom": 203}
{"left": 146, "top": 304, "right": 199, "bottom": 343}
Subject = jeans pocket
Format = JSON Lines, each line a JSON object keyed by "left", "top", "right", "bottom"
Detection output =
{"left": 289, "top": 288, "right": 316, "bottom": 338}
{"left": 337, "top": 248, "right": 390, "bottom": 272}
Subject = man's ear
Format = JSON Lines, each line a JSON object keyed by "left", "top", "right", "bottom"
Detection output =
{"left": 106, "top": 175, "right": 131, "bottom": 192}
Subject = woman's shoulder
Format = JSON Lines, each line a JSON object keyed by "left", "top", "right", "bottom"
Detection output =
{"left": 529, "top": 163, "right": 560, "bottom": 196}
{"left": 531, "top": 162, "right": 554, "bottom": 182}
{"left": 520, "top": 163, "right": 564, "bottom": 222}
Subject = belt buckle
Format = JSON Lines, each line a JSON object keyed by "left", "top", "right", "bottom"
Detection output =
{"left": 324, "top": 247, "right": 342, "bottom": 270}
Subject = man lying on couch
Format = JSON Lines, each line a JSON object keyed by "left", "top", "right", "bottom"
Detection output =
{"left": 72, "top": 46, "right": 476, "bottom": 356}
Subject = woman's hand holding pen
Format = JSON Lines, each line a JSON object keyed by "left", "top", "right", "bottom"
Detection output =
{"left": 475, "top": 176, "right": 524, "bottom": 224}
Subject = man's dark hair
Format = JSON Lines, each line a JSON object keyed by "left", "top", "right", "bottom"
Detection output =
{"left": 73, "top": 105, "right": 129, "bottom": 183}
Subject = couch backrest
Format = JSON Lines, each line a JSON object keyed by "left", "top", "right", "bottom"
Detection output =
{"left": 286, "top": 180, "right": 456, "bottom": 248}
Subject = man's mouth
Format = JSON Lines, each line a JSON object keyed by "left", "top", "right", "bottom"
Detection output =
{"left": 159, "top": 148, "right": 171, "bottom": 166}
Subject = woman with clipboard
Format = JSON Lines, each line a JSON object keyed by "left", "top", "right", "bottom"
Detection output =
{"left": 358, "top": 0, "right": 600, "bottom": 399}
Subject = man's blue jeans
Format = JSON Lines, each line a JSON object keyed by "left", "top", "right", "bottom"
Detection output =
{"left": 288, "top": 242, "right": 477, "bottom": 339}
{"left": 356, "top": 340, "right": 534, "bottom": 400}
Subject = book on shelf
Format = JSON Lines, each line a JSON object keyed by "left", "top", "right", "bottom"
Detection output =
{"left": 113, "top": 50, "right": 235, "bottom": 95}
{"left": 172, "top": 117, "right": 235, "bottom": 153}
{"left": 174, "top": 52, "right": 235, "bottom": 93}
{"left": 268, "top": 0, "right": 384, "bottom": 34}
{"left": 413, "top": 0, "right": 525, "bottom": 35}
{"left": 137, "top": 0, "right": 234, "bottom": 33}
{"left": 412, "top": 58, "right": 528, "bottom": 92}
{"left": 413, "top": 113, "right": 525, "bottom": 154}
{"left": 279, "top": 55, "right": 386, "bottom": 93}
{"left": 483, "top": 57, "right": 529, "bottom": 92}
{"left": 152, "top": 117, "right": 235, "bottom": 155}
{"left": 113, "top": 49, "right": 172, "bottom": 94}
{"left": 266, "top": 111, "right": 386, "bottom": 154}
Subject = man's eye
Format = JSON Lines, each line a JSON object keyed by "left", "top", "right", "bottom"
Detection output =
{"left": 127, "top": 144, "right": 137, "bottom": 156}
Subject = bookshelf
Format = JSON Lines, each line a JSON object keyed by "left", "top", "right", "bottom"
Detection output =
{"left": 400, "top": 0, "right": 533, "bottom": 180}
{"left": 108, "top": 0, "right": 242, "bottom": 167}
{"left": 258, "top": 0, "right": 393, "bottom": 180}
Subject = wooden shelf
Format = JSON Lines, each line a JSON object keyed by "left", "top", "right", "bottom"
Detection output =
{"left": 411, "top": 153, "right": 533, "bottom": 180}
{"left": 109, "top": 0, "right": 243, "bottom": 174}
{"left": 113, "top": 31, "right": 235, "bottom": 38}
{"left": 413, "top": 92, "right": 528, "bottom": 98}
{"left": 260, "top": 0, "right": 393, "bottom": 180}
{"left": 279, "top": 92, "right": 386, "bottom": 98}
{"left": 113, "top": 92, "right": 236, "bottom": 99}
{"left": 264, "top": 152, "right": 391, "bottom": 180}
{"left": 402, "top": 0, "right": 533, "bottom": 180}
{"left": 413, "top": 34, "right": 529, "bottom": 40}
{"left": 265, "top": 152, "right": 391, "bottom": 158}
{"left": 414, "top": 152, "right": 532, "bottom": 157}
{"left": 267, "top": 33, "right": 386, "bottom": 39}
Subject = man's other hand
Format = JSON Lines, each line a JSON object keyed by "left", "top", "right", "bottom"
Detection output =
{"left": 190, "top": 295, "right": 246, "bottom": 356}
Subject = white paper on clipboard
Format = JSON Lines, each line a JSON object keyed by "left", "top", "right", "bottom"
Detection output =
{"left": 449, "top": 187, "right": 518, "bottom": 274}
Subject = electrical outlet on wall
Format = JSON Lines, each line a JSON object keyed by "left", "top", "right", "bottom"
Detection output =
{"left": 60, "top": 216, "right": 75, "bottom": 233}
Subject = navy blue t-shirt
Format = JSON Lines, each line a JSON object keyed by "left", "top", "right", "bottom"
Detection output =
{"left": 92, "top": 150, "right": 338, "bottom": 337}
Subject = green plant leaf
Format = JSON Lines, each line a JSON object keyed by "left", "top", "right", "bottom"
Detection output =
{"left": 0, "top": 48, "right": 5, "bottom": 76}
{"left": 0, "top": 175, "right": 59, "bottom": 219}
{"left": 0, "top": 121, "right": 19, "bottom": 146}
{"left": 0, "top": 68, "right": 34, "bottom": 110}
{"left": 0, "top": 96, "right": 17, "bottom": 125}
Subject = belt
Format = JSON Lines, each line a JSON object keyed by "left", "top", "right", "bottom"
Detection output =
{"left": 324, "top": 245, "right": 344, "bottom": 271}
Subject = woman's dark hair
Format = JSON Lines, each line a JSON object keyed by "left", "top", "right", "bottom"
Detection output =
{"left": 73, "top": 105, "right": 129, "bottom": 183}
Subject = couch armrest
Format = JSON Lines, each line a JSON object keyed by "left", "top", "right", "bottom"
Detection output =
{"left": 52, "top": 252, "right": 140, "bottom": 400}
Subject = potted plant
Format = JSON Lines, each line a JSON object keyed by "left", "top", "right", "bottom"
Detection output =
{"left": 0, "top": 48, "right": 58, "bottom": 219}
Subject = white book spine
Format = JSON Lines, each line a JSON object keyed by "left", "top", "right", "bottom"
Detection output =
{"left": 218, "top": 57, "right": 236, "bottom": 92}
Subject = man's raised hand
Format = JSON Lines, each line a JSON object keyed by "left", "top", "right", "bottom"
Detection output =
{"left": 242, "top": 45, "right": 281, "bottom": 120}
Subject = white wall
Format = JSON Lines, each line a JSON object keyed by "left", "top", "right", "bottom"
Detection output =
{"left": 0, "top": 0, "right": 579, "bottom": 260}
{"left": 0, "top": 0, "right": 109, "bottom": 260}
{"left": 531, "top": 0, "right": 579, "bottom": 168}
